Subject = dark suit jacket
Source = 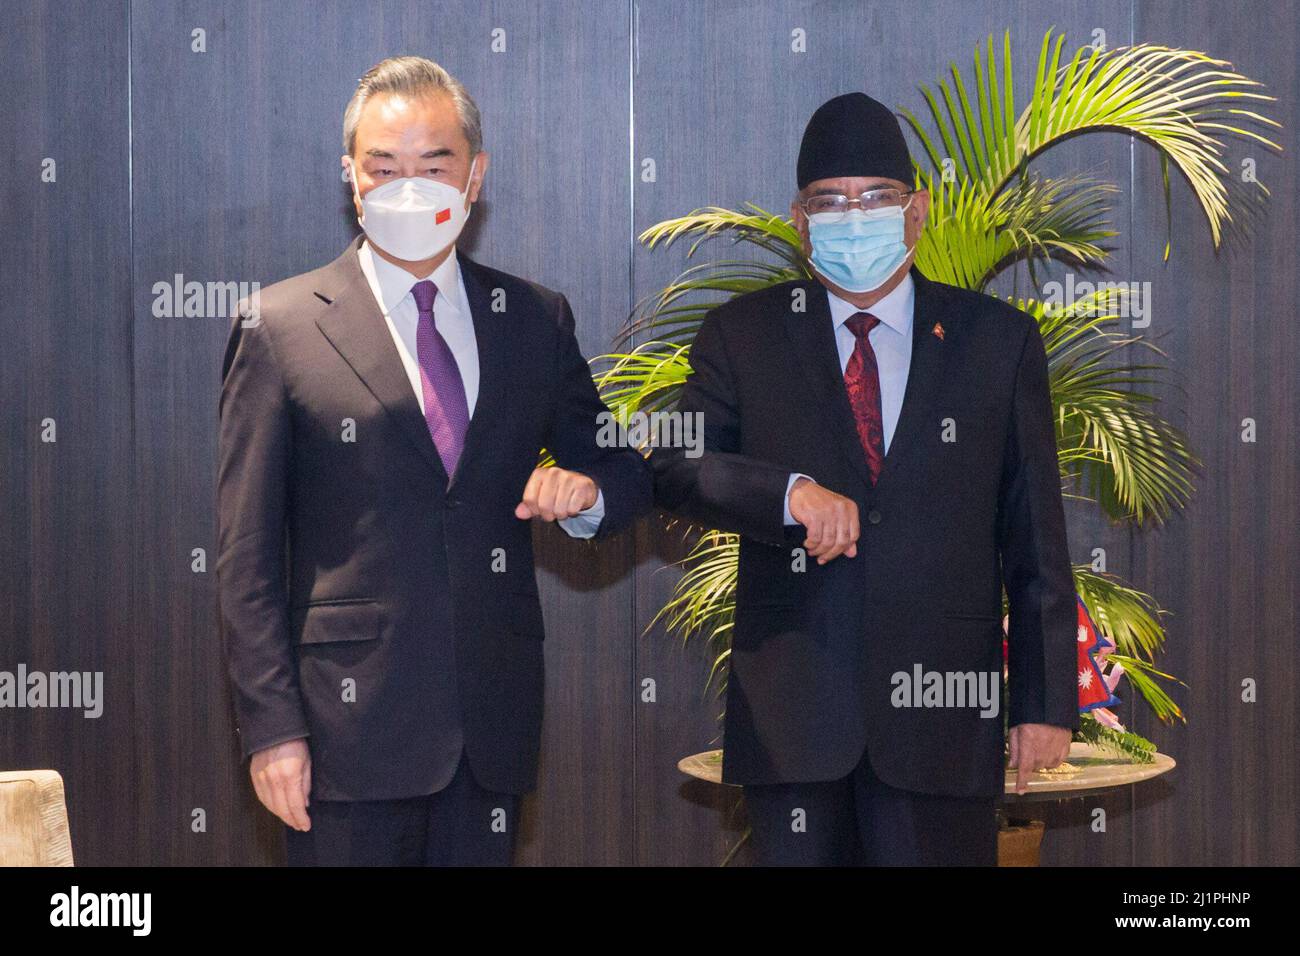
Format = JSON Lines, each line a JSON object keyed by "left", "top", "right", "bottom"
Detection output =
{"left": 217, "top": 235, "right": 651, "bottom": 800}
{"left": 653, "top": 265, "right": 1080, "bottom": 797}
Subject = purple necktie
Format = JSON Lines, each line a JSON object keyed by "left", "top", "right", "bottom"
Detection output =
{"left": 411, "top": 280, "right": 470, "bottom": 476}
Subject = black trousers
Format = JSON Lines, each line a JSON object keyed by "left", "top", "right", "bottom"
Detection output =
{"left": 284, "top": 749, "right": 521, "bottom": 866}
{"left": 743, "top": 745, "right": 998, "bottom": 866}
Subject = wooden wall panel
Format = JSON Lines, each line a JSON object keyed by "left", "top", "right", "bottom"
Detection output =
{"left": 1128, "top": 0, "right": 1298, "bottom": 866}
{"left": 0, "top": 0, "right": 1293, "bottom": 867}
{"left": 0, "top": 0, "right": 136, "bottom": 866}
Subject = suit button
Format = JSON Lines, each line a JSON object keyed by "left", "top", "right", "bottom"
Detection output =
{"left": 867, "top": 509, "right": 882, "bottom": 524}
{"left": 446, "top": 497, "right": 461, "bottom": 510}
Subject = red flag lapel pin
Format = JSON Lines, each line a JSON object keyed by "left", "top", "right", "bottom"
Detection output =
{"left": 932, "top": 322, "right": 945, "bottom": 341}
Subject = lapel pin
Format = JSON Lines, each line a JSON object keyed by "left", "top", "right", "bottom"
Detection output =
{"left": 932, "top": 322, "right": 945, "bottom": 342}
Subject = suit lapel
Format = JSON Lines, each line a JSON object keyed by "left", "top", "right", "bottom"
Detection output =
{"left": 312, "top": 235, "right": 449, "bottom": 487}
{"left": 452, "top": 255, "right": 509, "bottom": 493}
{"left": 786, "top": 280, "right": 875, "bottom": 491}
{"left": 870, "top": 266, "right": 956, "bottom": 500}
{"left": 786, "top": 265, "right": 955, "bottom": 499}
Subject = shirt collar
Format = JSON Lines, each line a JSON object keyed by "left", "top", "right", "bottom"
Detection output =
{"left": 358, "top": 239, "right": 463, "bottom": 316}
{"left": 825, "top": 270, "right": 915, "bottom": 336}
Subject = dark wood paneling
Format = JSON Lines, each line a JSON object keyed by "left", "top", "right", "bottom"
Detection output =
{"left": 1128, "top": 0, "right": 1298, "bottom": 866}
{"left": 1, "top": 0, "right": 1294, "bottom": 867}
{"left": 0, "top": 1, "right": 136, "bottom": 866}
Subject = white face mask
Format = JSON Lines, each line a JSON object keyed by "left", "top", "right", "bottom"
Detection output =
{"left": 346, "top": 156, "right": 478, "bottom": 261}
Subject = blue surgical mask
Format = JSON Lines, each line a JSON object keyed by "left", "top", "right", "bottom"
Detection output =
{"left": 807, "top": 206, "right": 913, "bottom": 294}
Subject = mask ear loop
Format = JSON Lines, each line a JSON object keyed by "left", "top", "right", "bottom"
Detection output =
{"left": 899, "top": 191, "right": 918, "bottom": 260}
{"left": 461, "top": 153, "right": 480, "bottom": 207}
{"left": 345, "top": 157, "right": 366, "bottom": 226}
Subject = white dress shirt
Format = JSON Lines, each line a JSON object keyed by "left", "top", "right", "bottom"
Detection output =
{"left": 784, "top": 272, "right": 915, "bottom": 523}
{"left": 356, "top": 239, "right": 605, "bottom": 537}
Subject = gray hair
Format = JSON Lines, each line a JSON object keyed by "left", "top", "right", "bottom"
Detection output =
{"left": 343, "top": 56, "right": 482, "bottom": 158}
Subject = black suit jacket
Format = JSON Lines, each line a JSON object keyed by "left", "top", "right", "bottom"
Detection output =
{"left": 653, "top": 265, "right": 1079, "bottom": 797}
{"left": 217, "top": 235, "right": 651, "bottom": 800}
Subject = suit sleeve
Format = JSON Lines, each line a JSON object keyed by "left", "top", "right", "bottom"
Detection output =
{"left": 216, "top": 308, "right": 310, "bottom": 759}
{"left": 544, "top": 294, "right": 653, "bottom": 538}
{"left": 996, "top": 315, "right": 1081, "bottom": 732}
{"left": 651, "top": 309, "right": 793, "bottom": 547}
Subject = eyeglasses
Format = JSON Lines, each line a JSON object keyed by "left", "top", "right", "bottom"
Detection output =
{"left": 799, "top": 187, "right": 914, "bottom": 221}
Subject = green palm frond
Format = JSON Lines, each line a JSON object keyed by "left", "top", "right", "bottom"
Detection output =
{"left": 624, "top": 206, "right": 807, "bottom": 346}
{"left": 990, "top": 173, "right": 1118, "bottom": 283}
{"left": 1072, "top": 566, "right": 1170, "bottom": 667}
{"left": 911, "top": 171, "right": 1008, "bottom": 288}
{"left": 647, "top": 529, "right": 739, "bottom": 698}
{"left": 594, "top": 341, "right": 693, "bottom": 418}
{"left": 902, "top": 31, "right": 1024, "bottom": 192}
{"left": 1018, "top": 291, "right": 1199, "bottom": 522}
{"left": 638, "top": 203, "right": 805, "bottom": 262}
{"left": 900, "top": 29, "right": 1281, "bottom": 255}
{"left": 1107, "top": 653, "right": 1184, "bottom": 725}
{"left": 915, "top": 170, "right": 1119, "bottom": 290}
{"left": 621, "top": 259, "right": 802, "bottom": 347}
{"left": 1072, "top": 565, "right": 1183, "bottom": 723}
{"left": 1077, "top": 716, "right": 1158, "bottom": 762}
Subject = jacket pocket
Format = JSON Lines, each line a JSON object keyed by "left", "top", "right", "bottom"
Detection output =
{"left": 737, "top": 599, "right": 801, "bottom": 618}
{"left": 294, "top": 600, "right": 382, "bottom": 645}
{"left": 943, "top": 611, "right": 1003, "bottom": 623}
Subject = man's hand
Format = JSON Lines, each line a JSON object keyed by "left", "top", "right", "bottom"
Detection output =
{"left": 788, "top": 477, "right": 859, "bottom": 564}
{"left": 515, "top": 466, "right": 598, "bottom": 522}
{"left": 1007, "top": 723, "right": 1072, "bottom": 795}
{"left": 250, "top": 738, "right": 312, "bottom": 831}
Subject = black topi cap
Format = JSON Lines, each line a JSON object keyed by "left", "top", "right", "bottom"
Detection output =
{"left": 797, "top": 92, "right": 913, "bottom": 190}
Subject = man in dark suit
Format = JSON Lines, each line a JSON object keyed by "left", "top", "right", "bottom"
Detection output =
{"left": 216, "top": 56, "right": 651, "bottom": 866}
{"left": 653, "top": 93, "right": 1079, "bottom": 865}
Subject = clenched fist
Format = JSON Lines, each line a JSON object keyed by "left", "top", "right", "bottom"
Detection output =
{"left": 515, "top": 466, "right": 599, "bottom": 522}
{"left": 789, "top": 477, "right": 859, "bottom": 564}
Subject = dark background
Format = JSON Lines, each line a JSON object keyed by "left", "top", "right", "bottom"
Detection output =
{"left": 1, "top": 0, "right": 1294, "bottom": 865}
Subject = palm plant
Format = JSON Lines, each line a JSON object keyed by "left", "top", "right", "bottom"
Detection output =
{"left": 599, "top": 29, "right": 1281, "bottom": 756}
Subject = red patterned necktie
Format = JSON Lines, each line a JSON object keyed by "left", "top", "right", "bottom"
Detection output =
{"left": 843, "top": 312, "right": 884, "bottom": 484}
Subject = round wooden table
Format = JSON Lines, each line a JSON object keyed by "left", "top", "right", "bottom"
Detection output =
{"left": 678, "top": 742, "right": 1176, "bottom": 865}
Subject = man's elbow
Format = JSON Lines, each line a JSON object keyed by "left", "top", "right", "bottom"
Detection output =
{"left": 588, "top": 451, "right": 655, "bottom": 537}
